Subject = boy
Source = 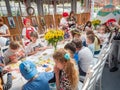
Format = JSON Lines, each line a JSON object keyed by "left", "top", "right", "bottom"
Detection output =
{"left": 71, "top": 29, "right": 81, "bottom": 40}
{"left": 19, "top": 60, "right": 54, "bottom": 90}
{"left": 64, "top": 42, "right": 79, "bottom": 64}
{"left": 72, "top": 39, "right": 94, "bottom": 76}
{"left": 26, "top": 31, "right": 47, "bottom": 56}
{"left": 3, "top": 41, "right": 25, "bottom": 65}
{"left": 86, "top": 34, "right": 95, "bottom": 54}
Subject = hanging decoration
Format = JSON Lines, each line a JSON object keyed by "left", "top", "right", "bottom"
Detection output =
{"left": 96, "top": 4, "right": 120, "bottom": 23}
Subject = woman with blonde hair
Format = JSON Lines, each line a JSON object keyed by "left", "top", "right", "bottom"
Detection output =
{"left": 53, "top": 48, "right": 79, "bottom": 90}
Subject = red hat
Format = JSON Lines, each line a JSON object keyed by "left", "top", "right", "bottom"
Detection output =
{"left": 23, "top": 18, "right": 31, "bottom": 25}
{"left": 62, "top": 12, "right": 69, "bottom": 17}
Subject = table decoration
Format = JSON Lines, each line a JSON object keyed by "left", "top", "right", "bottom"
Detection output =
{"left": 44, "top": 29, "right": 64, "bottom": 50}
{"left": 92, "top": 19, "right": 101, "bottom": 29}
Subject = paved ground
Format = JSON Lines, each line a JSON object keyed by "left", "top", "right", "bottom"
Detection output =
{"left": 102, "top": 65, "right": 120, "bottom": 90}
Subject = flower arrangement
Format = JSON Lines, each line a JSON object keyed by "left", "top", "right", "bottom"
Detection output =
{"left": 44, "top": 29, "right": 64, "bottom": 50}
{"left": 92, "top": 19, "right": 101, "bottom": 29}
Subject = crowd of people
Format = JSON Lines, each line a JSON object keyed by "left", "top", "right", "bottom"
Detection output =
{"left": 0, "top": 11, "right": 120, "bottom": 90}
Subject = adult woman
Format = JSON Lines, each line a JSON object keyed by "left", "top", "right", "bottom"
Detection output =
{"left": 0, "top": 17, "right": 10, "bottom": 46}
{"left": 60, "top": 12, "right": 69, "bottom": 30}
{"left": 22, "top": 18, "right": 36, "bottom": 46}
{"left": 83, "top": 21, "right": 92, "bottom": 31}
{"left": 67, "top": 11, "right": 76, "bottom": 28}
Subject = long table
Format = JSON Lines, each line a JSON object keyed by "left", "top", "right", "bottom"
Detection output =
{"left": 3, "top": 41, "right": 67, "bottom": 90}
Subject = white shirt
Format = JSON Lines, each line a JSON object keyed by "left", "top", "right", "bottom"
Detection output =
{"left": 25, "top": 39, "right": 43, "bottom": 54}
{"left": 97, "top": 33, "right": 110, "bottom": 45}
{"left": 0, "top": 24, "right": 9, "bottom": 46}
{"left": 4, "top": 48, "right": 15, "bottom": 65}
{"left": 60, "top": 17, "right": 68, "bottom": 26}
{"left": 78, "top": 47, "right": 94, "bottom": 72}
{"left": 0, "top": 24, "right": 8, "bottom": 34}
{"left": 0, "top": 37, "right": 8, "bottom": 46}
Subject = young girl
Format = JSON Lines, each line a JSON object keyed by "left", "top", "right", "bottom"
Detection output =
{"left": 53, "top": 48, "right": 79, "bottom": 90}
{"left": 26, "top": 31, "right": 47, "bottom": 56}
{"left": 86, "top": 30, "right": 101, "bottom": 55}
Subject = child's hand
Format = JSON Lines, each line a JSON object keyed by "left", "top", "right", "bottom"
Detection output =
{"left": 42, "top": 47, "right": 47, "bottom": 51}
{"left": 17, "top": 50, "right": 25, "bottom": 57}
{"left": 35, "top": 47, "right": 40, "bottom": 51}
{"left": 0, "top": 63, "right": 5, "bottom": 67}
{"left": 11, "top": 59, "right": 18, "bottom": 63}
{"left": 54, "top": 65, "right": 60, "bottom": 75}
{"left": 3, "top": 66, "right": 12, "bottom": 72}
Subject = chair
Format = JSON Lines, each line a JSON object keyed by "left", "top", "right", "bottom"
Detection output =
{"left": 104, "top": 43, "right": 112, "bottom": 68}
{"left": 79, "top": 51, "right": 105, "bottom": 83}
{"left": 80, "top": 49, "right": 108, "bottom": 90}
{"left": 81, "top": 57, "right": 103, "bottom": 90}
{"left": 81, "top": 69, "right": 94, "bottom": 90}
{"left": 93, "top": 42, "right": 109, "bottom": 59}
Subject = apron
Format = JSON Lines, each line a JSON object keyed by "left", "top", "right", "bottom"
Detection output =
{"left": 26, "top": 28, "right": 34, "bottom": 40}
{"left": 25, "top": 28, "right": 34, "bottom": 46}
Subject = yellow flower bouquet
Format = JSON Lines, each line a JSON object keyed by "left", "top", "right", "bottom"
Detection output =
{"left": 92, "top": 19, "right": 101, "bottom": 29}
{"left": 44, "top": 29, "right": 64, "bottom": 50}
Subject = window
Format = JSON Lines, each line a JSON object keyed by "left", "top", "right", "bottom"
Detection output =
{"left": 56, "top": 1, "right": 71, "bottom": 14}
{"left": 20, "top": 2, "right": 27, "bottom": 16}
{"left": 31, "top": 2, "right": 38, "bottom": 15}
{"left": 77, "top": 1, "right": 84, "bottom": 14}
{"left": 0, "top": 1, "right": 8, "bottom": 16}
{"left": 9, "top": 1, "right": 20, "bottom": 16}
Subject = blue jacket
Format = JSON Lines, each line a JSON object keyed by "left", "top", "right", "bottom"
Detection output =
{"left": 22, "top": 72, "right": 54, "bottom": 90}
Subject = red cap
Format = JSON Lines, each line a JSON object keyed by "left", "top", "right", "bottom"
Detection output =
{"left": 23, "top": 18, "right": 31, "bottom": 25}
{"left": 106, "top": 18, "right": 116, "bottom": 26}
{"left": 62, "top": 12, "right": 69, "bottom": 17}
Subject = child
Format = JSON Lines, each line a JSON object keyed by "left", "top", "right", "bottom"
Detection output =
{"left": 97, "top": 24, "right": 110, "bottom": 45}
{"left": 86, "top": 34, "right": 95, "bottom": 54}
{"left": 19, "top": 60, "right": 54, "bottom": 90}
{"left": 71, "top": 29, "right": 81, "bottom": 40}
{"left": 26, "top": 31, "right": 47, "bottom": 56}
{"left": 3, "top": 41, "right": 25, "bottom": 65}
{"left": 72, "top": 39, "right": 94, "bottom": 76}
{"left": 86, "top": 30, "right": 101, "bottom": 55}
{"left": 0, "top": 66, "right": 12, "bottom": 90}
{"left": 64, "top": 42, "right": 79, "bottom": 64}
{"left": 53, "top": 48, "right": 79, "bottom": 90}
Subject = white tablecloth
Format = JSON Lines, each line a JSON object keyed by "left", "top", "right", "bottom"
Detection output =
{"left": 5, "top": 41, "right": 68, "bottom": 90}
